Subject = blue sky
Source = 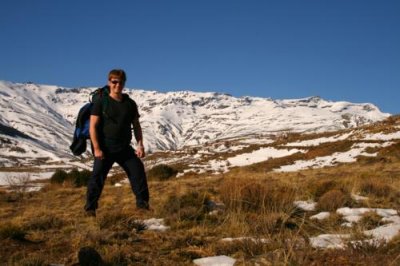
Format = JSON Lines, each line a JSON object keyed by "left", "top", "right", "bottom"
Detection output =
{"left": 1, "top": 1, "right": 399, "bottom": 113}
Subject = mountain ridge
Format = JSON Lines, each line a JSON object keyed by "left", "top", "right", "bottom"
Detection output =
{"left": 0, "top": 80, "right": 391, "bottom": 167}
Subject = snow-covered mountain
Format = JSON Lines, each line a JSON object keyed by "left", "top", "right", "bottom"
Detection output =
{"left": 0, "top": 80, "right": 390, "bottom": 167}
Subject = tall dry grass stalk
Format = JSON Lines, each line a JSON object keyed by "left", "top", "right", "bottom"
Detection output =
{"left": 219, "top": 177, "right": 297, "bottom": 214}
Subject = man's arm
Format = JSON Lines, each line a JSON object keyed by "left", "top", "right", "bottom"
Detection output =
{"left": 132, "top": 118, "right": 145, "bottom": 158}
{"left": 90, "top": 115, "right": 104, "bottom": 159}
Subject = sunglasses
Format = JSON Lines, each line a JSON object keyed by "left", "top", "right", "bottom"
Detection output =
{"left": 110, "top": 79, "right": 124, "bottom": 85}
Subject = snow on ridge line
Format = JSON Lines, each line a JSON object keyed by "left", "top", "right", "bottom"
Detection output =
{"left": 0, "top": 80, "right": 392, "bottom": 168}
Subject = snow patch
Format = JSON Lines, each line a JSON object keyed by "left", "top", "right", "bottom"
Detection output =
{"left": 294, "top": 200, "right": 317, "bottom": 211}
{"left": 193, "top": 255, "right": 236, "bottom": 266}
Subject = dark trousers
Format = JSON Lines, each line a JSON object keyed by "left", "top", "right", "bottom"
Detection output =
{"left": 85, "top": 146, "right": 149, "bottom": 211}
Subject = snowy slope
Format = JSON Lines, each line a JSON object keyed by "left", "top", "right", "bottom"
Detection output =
{"left": 0, "top": 80, "right": 390, "bottom": 167}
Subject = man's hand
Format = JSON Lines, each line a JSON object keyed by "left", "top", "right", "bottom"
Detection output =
{"left": 94, "top": 148, "right": 104, "bottom": 159}
{"left": 136, "top": 145, "right": 145, "bottom": 158}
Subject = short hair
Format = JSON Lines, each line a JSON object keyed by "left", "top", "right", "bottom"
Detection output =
{"left": 108, "top": 69, "right": 127, "bottom": 83}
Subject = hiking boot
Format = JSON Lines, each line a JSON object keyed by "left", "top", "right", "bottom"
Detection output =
{"left": 85, "top": 210, "right": 96, "bottom": 217}
{"left": 136, "top": 201, "right": 150, "bottom": 211}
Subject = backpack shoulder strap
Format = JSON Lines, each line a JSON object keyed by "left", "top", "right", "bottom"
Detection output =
{"left": 101, "top": 86, "right": 110, "bottom": 117}
{"left": 90, "top": 86, "right": 110, "bottom": 118}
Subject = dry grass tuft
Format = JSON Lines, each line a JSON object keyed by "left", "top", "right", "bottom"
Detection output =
{"left": 219, "top": 178, "right": 297, "bottom": 213}
{"left": 378, "top": 142, "right": 400, "bottom": 160}
{"left": 107, "top": 172, "right": 126, "bottom": 185}
{"left": 102, "top": 244, "right": 141, "bottom": 265}
{"left": 24, "top": 213, "right": 65, "bottom": 231}
{"left": 358, "top": 211, "right": 386, "bottom": 230}
{"left": 304, "top": 140, "right": 354, "bottom": 160}
{"left": 147, "top": 164, "right": 178, "bottom": 181}
{"left": 0, "top": 222, "right": 27, "bottom": 241}
{"left": 245, "top": 212, "right": 288, "bottom": 235}
{"left": 309, "top": 179, "right": 350, "bottom": 200}
{"left": 317, "top": 189, "right": 352, "bottom": 211}
{"left": 305, "top": 212, "right": 345, "bottom": 235}
{"left": 213, "top": 238, "right": 268, "bottom": 259}
{"left": 98, "top": 209, "right": 131, "bottom": 230}
{"left": 358, "top": 179, "right": 394, "bottom": 198}
{"left": 160, "top": 190, "right": 210, "bottom": 225}
{"left": 8, "top": 253, "right": 47, "bottom": 266}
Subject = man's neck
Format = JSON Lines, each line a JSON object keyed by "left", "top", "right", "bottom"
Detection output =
{"left": 109, "top": 92, "right": 123, "bottom": 101}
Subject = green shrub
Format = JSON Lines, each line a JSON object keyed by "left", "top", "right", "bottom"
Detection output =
{"left": 50, "top": 169, "right": 91, "bottom": 187}
{"left": 148, "top": 164, "right": 178, "bottom": 181}
{"left": 50, "top": 169, "right": 68, "bottom": 184}
{"left": 72, "top": 169, "right": 91, "bottom": 187}
{"left": 67, "top": 168, "right": 80, "bottom": 180}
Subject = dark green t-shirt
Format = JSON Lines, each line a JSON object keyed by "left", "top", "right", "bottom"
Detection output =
{"left": 91, "top": 94, "right": 140, "bottom": 153}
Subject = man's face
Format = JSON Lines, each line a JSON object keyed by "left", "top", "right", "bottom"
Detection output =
{"left": 108, "top": 78, "right": 125, "bottom": 94}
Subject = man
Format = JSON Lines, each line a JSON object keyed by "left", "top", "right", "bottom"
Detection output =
{"left": 84, "top": 69, "right": 149, "bottom": 217}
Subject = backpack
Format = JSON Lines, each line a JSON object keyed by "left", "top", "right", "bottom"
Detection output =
{"left": 69, "top": 86, "right": 110, "bottom": 156}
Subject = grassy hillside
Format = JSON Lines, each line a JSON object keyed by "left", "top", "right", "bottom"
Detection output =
{"left": 1, "top": 118, "right": 400, "bottom": 265}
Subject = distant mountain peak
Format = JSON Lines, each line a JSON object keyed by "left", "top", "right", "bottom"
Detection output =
{"left": 0, "top": 80, "right": 390, "bottom": 167}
